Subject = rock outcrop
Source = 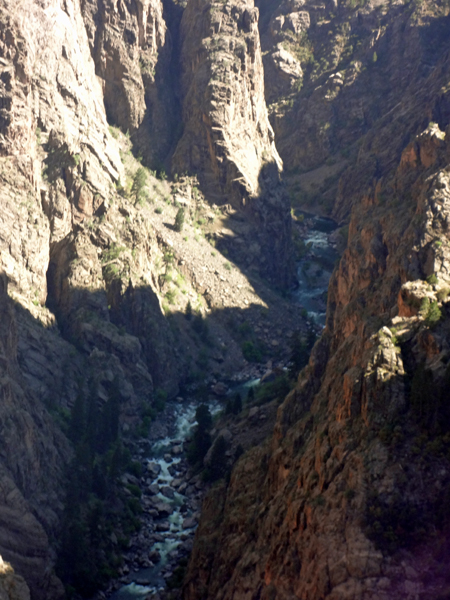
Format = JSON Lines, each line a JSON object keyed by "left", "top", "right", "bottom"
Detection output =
{"left": 182, "top": 124, "right": 450, "bottom": 600}
{"left": 257, "top": 0, "right": 450, "bottom": 222}
{"left": 173, "top": 0, "right": 294, "bottom": 287}
{"left": 0, "top": 556, "right": 30, "bottom": 600}
{"left": 81, "top": 0, "right": 181, "bottom": 166}
{"left": 0, "top": 273, "right": 69, "bottom": 599}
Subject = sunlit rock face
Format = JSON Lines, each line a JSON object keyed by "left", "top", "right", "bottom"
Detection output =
{"left": 181, "top": 124, "right": 450, "bottom": 600}
{"left": 172, "top": 0, "right": 294, "bottom": 287}
{"left": 0, "top": 556, "right": 30, "bottom": 600}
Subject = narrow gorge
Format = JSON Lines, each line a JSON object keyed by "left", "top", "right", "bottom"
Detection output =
{"left": 1, "top": 0, "right": 450, "bottom": 599}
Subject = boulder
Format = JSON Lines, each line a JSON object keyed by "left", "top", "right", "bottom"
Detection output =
{"left": 147, "top": 462, "right": 162, "bottom": 477}
{"left": 160, "top": 486, "right": 175, "bottom": 499}
{"left": 182, "top": 516, "right": 197, "bottom": 529}
{"left": 153, "top": 501, "right": 173, "bottom": 517}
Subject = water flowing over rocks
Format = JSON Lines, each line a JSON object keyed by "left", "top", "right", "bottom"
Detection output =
{"left": 2, "top": 0, "right": 450, "bottom": 598}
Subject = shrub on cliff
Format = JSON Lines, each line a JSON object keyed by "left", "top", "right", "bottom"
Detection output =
{"left": 174, "top": 207, "right": 185, "bottom": 232}
{"left": 131, "top": 167, "right": 147, "bottom": 204}
{"left": 203, "top": 435, "right": 228, "bottom": 482}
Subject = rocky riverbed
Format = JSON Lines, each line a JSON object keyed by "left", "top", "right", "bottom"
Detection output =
{"left": 99, "top": 400, "right": 213, "bottom": 600}
{"left": 92, "top": 210, "right": 341, "bottom": 600}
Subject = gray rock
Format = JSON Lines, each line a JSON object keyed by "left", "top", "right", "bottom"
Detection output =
{"left": 155, "top": 520, "right": 171, "bottom": 532}
{"left": 149, "top": 550, "right": 161, "bottom": 564}
{"left": 153, "top": 501, "right": 173, "bottom": 517}
{"left": 161, "top": 486, "right": 175, "bottom": 499}
{"left": 182, "top": 517, "right": 197, "bottom": 529}
{"left": 148, "top": 483, "right": 160, "bottom": 495}
{"left": 147, "top": 462, "right": 162, "bottom": 477}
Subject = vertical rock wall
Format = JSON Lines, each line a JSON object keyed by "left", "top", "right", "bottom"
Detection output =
{"left": 182, "top": 121, "right": 450, "bottom": 600}
{"left": 173, "top": 0, "right": 294, "bottom": 287}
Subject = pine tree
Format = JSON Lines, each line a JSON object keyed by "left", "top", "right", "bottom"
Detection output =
{"left": 174, "top": 207, "right": 185, "bottom": 232}
{"left": 131, "top": 167, "right": 147, "bottom": 203}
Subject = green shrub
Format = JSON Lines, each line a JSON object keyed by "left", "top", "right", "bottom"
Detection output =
{"left": 254, "top": 375, "right": 291, "bottom": 405}
{"left": 241, "top": 340, "right": 263, "bottom": 362}
{"left": 437, "top": 288, "right": 450, "bottom": 301}
{"left": 187, "top": 404, "right": 212, "bottom": 466}
{"left": 154, "top": 389, "right": 167, "bottom": 412}
{"left": 132, "top": 167, "right": 147, "bottom": 203}
{"left": 203, "top": 435, "right": 228, "bottom": 482}
{"left": 174, "top": 207, "right": 185, "bottom": 232}
{"left": 425, "top": 300, "right": 442, "bottom": 326}
{"left": 165, "top": 289, "right": 177, "bottom": 305}
{"left": 126, "top": 484, "right": 142, "bottom": 498}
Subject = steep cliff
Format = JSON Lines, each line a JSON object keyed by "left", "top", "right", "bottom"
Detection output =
{"left": 0, "top": 0, "right": 300, "bottom": 594}
{"left": 182, "top": 125, "right": 450, "bottom": 600}
{"left": 0, "top": 274, "right": 70, "bottom": 600}
{"left": 173, "top": 0, "right": 294, "bottom": 286}
{"left": 81, "top": 0, "right": 182, "bottom": 166}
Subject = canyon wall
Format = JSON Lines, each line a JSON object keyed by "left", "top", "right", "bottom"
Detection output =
{"left": 173, "top": 0, "right": 294, "bottom": 286}
{"left": 182, "top": 79, "right": 450, "bottom": 600}
{"left": 2, "top": 0, "right": 450, "bottom": 597}
{"left": 0, "top": 0, "right": 296, "bottom": 593}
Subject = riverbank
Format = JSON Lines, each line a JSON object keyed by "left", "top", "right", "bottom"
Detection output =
{"left": 92, "top": 210, "right": 342, "bottom": 600}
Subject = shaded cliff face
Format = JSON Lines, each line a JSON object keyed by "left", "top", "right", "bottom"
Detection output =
{"left": 182, "top": 121, "right": 450, "bottom": 598}
{"left": 0, "top": 275, "right": 70, "bottom": 600}
{"left": 173, "top": 0, "right": 294, "bottom": 287}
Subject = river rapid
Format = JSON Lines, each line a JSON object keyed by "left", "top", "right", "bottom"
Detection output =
{"left": 104, "top": 214, "right": 339, "bottom": 599}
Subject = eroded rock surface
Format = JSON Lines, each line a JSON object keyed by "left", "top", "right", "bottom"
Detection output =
{"left": 182, "top": 123, "right": 450, "bottom": 600}
{"left": 173, "top": 0, "right": 293, "bottom": 286}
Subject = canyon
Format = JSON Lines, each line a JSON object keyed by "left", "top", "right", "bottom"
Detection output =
{"left": 0, "top": 0, "right": 450, "bottom": 598}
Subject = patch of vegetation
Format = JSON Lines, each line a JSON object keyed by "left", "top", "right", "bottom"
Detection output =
{"left": 187, "top": 404, "right": 212, "bottom": 467}
{"left": 288, "top": 329, "right": 317, "bottom": 379}
{"left": 225, "top": 393, "right": 242, "bottom": 416}
{"left": 202, "top": 435, "right": 228, "bottom": 482}
{"left": 241, "top": 340, "right": 263, "bottom": 362}
{"left": 57, "top": 378, "right": 141, "bottom": 597}
{"left": 174, "top": 207, "right": 185, "bottom": 232}
{"left": 131, "top": 167, "right": 147, "bottom": 204}
{"left": 108, "top": 125, "right": 119, "bottom": 139}
{"left": 253, "top": 374, "right": 291, "bottom": 406}
{"left": 420, "top": 297, "right": 442, "bottom": 326}
{"left": 165, "top": 289, "right": 178, "bottom": 305}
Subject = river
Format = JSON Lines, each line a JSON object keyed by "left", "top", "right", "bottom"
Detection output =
{"left": 107, "top": 213, "right": 338, "bottom": 599}
{"left": 291, "top": 211, "right": 339, "bottom": 327}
